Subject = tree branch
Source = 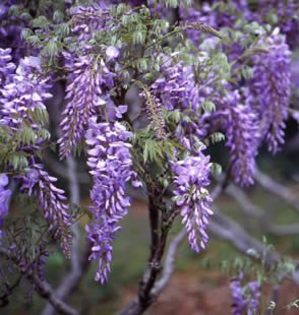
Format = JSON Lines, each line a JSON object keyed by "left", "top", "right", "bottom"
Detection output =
{"left": 151, "top": 229, "right": 186, "bottom": 296}
{"left": 0, "top": 247, "right": 78, "bottom": 315}
{"left": 227, "top": 184, "right": 299, "bottom": 236}
{"left": 255, "top": 168, "right": 299, "bottom": 214}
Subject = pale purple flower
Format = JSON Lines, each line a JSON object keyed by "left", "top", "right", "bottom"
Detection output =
{"left": 172, "top": 154, "right": 213, "bottom": 252}
{"left": 106, "top": 46, "right": 120, "bottom": 61}
{"left": 0, "top": 173, "right": 12, "bottom": 238}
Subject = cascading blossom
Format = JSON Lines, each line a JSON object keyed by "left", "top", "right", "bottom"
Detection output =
{"left": 220, "top": 91, "right": 259, "bottom": 186}
{"left": 21, "top": 164, "right": 72, "bottom": 256}
{"left": 230, "top": 273, "right": 261, "bottom": 315}
{"left": 85, "top": 118, "right": 142, "bottom": 282}
{"left": 249, "top": 34, "right": 291, "bottom": 153}
{"left": 172, "top": 153, "right": 213, "bottom": 252}
{"left": 150, "top": 62, "right": 200, "bottom": 111}
{"left": 58, "top": 54, "right": 115, "bottom": 158}
{"left": 86, "top": 221, "right": 119, "bottom": 284}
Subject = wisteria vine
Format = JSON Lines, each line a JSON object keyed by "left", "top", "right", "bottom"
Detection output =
{"left": 0, "top": 0, "right": 297, "bottom": 314}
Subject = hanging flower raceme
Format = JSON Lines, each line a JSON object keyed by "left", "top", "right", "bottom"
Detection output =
{"left": 221, "top": 91, "right": 259, "bottom": 186}
{"left": 249, "top": 34, "right": 291, "bottom": 153}
{"left": 21, "top": 164, "right": 72, "bottom": 257}
{"left": 150, "top": 62, "right": 200, "bottom": 112}
{"left": 172, "top": 153, "right": 213, "bottom": 253}
{"left": 70, "top": 4, "right": 111, "bottom": 42}
{"left": 85, "top": 118, "right": 142, "bottom": 282}
{"left": 230, "top": 273, "right": 261, "bottom": 315}
{"left": 58, "top": 54, "right": 115, "bottom": 158}
{"left": 86, "top": 220, "right": 119, "bottom": 284}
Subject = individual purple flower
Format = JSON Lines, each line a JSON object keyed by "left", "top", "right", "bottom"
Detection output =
{"left": 249, "top": 34, "right": 291, "bottom": 153}
{"left": 172, "top": 153, "right": 213, "bottom": 252}
{"left": 230, "top": 273, "right": 261, "bottom": 315}
{"left": 0, "top": 173, "right": 12, "bottom": 237}
{"left": 58, "top": 54, "right": 115, "bottom": 158}
{"left": 106, "top": 46, "right": 120, "bottom": 61}
{"left": 86, "top": 220, "right": 120, "bottom": 284}
{"left": 221, "top": 91, "right": 259, "bottom": 186}
{"left": 85, "top": 118, "right": 141, "bottom": 281}
{"left": 21, "top": 164, "right": 72, "bottom": 256}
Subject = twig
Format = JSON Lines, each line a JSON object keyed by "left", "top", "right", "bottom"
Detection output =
{"left": 118, "top": 183, "right": 225, "bottom": 315}
{"left": 255, "top": 168, "right": 299, "bottom": 214}
{"left": 0, "top": 247, "right": 78, "bottom": 315}
{"left": 227, "top": 184, "right": 299, "bottom": 236}
{"left": 210, "top": 210, "right": 280, "bottom": 266}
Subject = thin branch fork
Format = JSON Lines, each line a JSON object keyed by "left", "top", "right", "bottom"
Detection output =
{"left": 0, "top": 247, "right": 78, "bottom": 315}
{"left": 255, "top": 168, "right": 299, "bottom": 214}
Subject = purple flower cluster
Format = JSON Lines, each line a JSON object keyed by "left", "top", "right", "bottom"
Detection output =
{"left": 85, "top": 118, "right": 141, "bottom": 282}
{"left": 0, "top": 48, "right": 15, "bottom": 86}
{"left": 172, "top": 154, "right": 213, "bottom": 252}
{"left": 21, "top": 164, "right": 72, "bottom": 256}
{"left": 0, "top": 55, "right": 52, "bottom": 132}
{"left": 221, "top": 91, "right": 259, "bottom": 186}
{"left": 86, "top": 221, "right": 119, "bottom": 283}
{"left": 151, "top": 62, "right": 200, "bottom": 111}
{"left": 58, "top": 54, "right": 115, "bottom": 158}
{"left": 0, "top": 174, "right": 12, "bottom": 239}
{"left": 230, "top": 273, "right": 261, "bottom": 315}
{"left": 249, "top": 35, "right": 291, "bottom": 153}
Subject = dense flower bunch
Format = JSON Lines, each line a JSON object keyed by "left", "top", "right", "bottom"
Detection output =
{"left": 58, "top": 54, "right": 115, "bottom": 158}
{"left": 220, "top": 91, "right": 259, "bottom": 186}
{"left": 230, "top": 273, "right": 261, "bottom": 315}
{"left": 249, "top": 35, "right": 291, "bottom": 153}
{"left": 70, "top": 4, "right": 111, "bottom": 42}
{"left": 150, "top": 62, "right": 200, "bottom": 111}
{"left": 85, "top": 118, "right": 141, "bottom": 282}
{"left": 0, "top": 52, "right": 51, "bottom": 149}
{"left": 172, "top": 153, "right": 213, "bottom": 252}
{"left": 21, "top": 163, "right": 72, "bottom": 256}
